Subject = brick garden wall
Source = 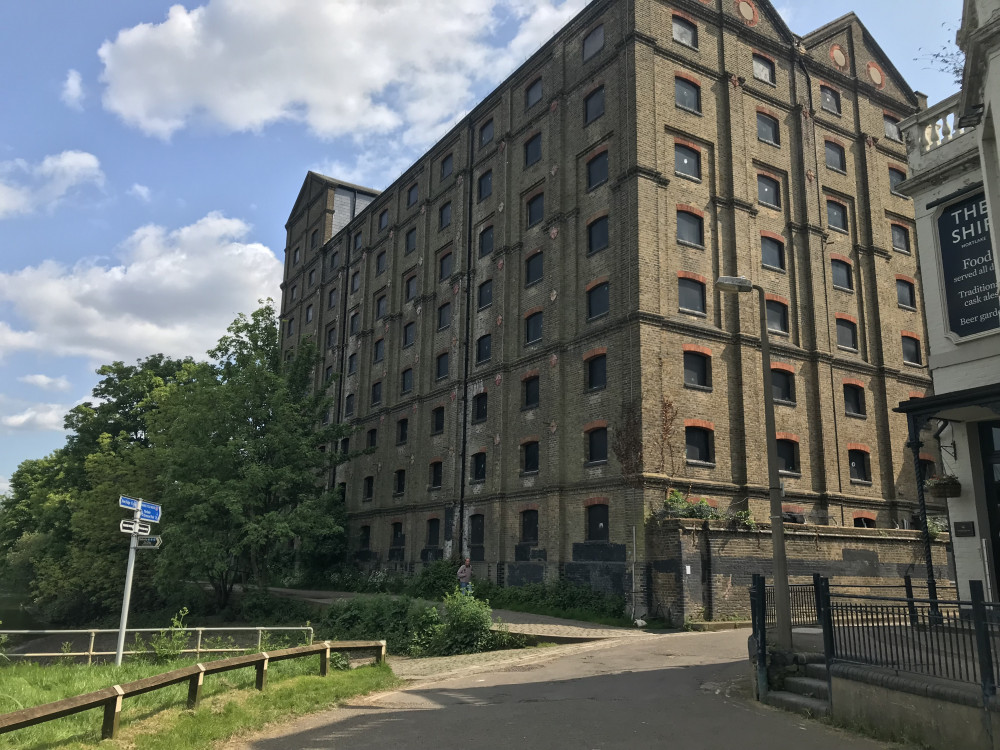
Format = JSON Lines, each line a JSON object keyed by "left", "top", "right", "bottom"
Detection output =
{"left": 646, "top": 518, "right": 953, "bottom": 625}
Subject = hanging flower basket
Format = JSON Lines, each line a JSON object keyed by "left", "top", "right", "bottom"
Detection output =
{"left": 924, "top": 475, "right": 961, "bottom": 499}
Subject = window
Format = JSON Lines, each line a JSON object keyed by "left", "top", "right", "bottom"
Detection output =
{"left": 889, "top": 168, "right": 906, "bottom": 193}
{"left": 394, "top": 469, "right": 406, "bottom": 495}
{"left": 902, "top": 335, "right": 922, "bottom": 365}
{"left": 431, "top": 406, "right": 445, "bottom": 434}
{"left": 854, "top": 517, "right": 876, "bottom": 529}
{"left": 478, "top": 170, "right": 492, "bottom": 201}
{"left": 429, "top": 463, "right": 443, "bottom": 490}
{"left": 891, "top": 224, "right": 910, "bottom": 253}
{"left": 305, "top": 304, "right": 313, "bottom": 323}
{"left": 523, "top": 376, "right": 540, "bottom": 408}
{"left": 849, "top": 449, "right": 871, "bottom": 482}
{"left": 345, "top": 393, "right": 355, "bottom": 416}
{"left": 470, "top": 514, "right": 485, "bottom": 561}
{"left": 897, "top": 279, "right": 916, "bottom": 309}
{"left": 525, "top": 311, "right": 543, "bottom": 344}
{"left": 587, "top": 503, "right": 609, "bottom": 541}
{"left": 472, "top": 451, "right": 487, "bottom": 481}
{"left": 527, "top": 194, "right": 544, "bottom": 227}
{"left": 398, "top": 367, "right": 415, "bottom": 394}
{"left": 479, "top": 119, "right": 494, "bottom": 148}
{"left": 328, "top": 288, "right": 337, "bottom": 307}
{"left": 407, "top": 183, "right": 418, "bottom": 207}
{"left": 678, "top": 277, "right": 706, "bottom": 314}
{"left": 884, "top": 114, "right": 902, "bottom": 141}
{"left": 341, "top": 438, "right": 351, "bottom": 459}
{"left": 753, "top": 54, "right": 775, "bottom": 83}
{"left": 825, "top": 141, "right": 846, "bottom": 171}
{"left": 827, "top": 200, "right": 847, "bottom": 232}
{"left": 762, "top": 236, "right": 785, "bottom": 270}
{"left": 588, "top": 282, "right": 610, "bottom": 319}
{"left": 351, "top": 271, "right": 360, "bottom": 293}
{"left": 525, "top": 252, "right": 543, "bottom": 285}
{"left": 405, "top": 275, "right": 417, "bottom": 301}
{"left": 379, "top": 209, "right": 389, "bottom": 231}
{"left": 673, "top": 16, "right": 697, "bottom": 47}
{"left": 686, "top": 427, "right": 714, "bottom": 463}
{"left": 326, "top": 327, "right": 337, "bottom": 348}
{"left": 674, "top": 144, "right": 700, "bottom": 179}
{"left": 359, "top": 525, "right": 371, "bottom": 547}
{"left": 844, "top": 384, "right": 866, "bottom": 416}
{"left": 757, "top": 175, "right": 780, "bottom": 208}
{"left": 426, "top": 518, "right": 441, "bottom": 546}
{"left": 765, "top": 300, "right": 789, "bottom": 333}
{"left": 312, "top": 230, "right": 320, "bottom": 248}
{"left": 397, "top": 417, "right": 409, "bottom": 444}
{"left": 772, "top": 369, "right": 795, "bottom": 403}
{"left": 363, "top": 476, "right": 374, "bottom": 501}
{"left": 684, "top": 351, "right": 711, "bottom": 388}
{"left": 523, "top": 441, "right": 540, "bottom": 473}
{"left": 754, "top": 114, "right": 780, "bottom": 148}
{"left": 478, "top": 279, "right": 493, "bottom": 309}
{"left": 367, "top": 428, "right": 377, "bottom": 448}
{"left": 439, "top": 251, "right": 453, "bottom": 280}
{"left": 308, "top": 269, "right": 316, "bottom": 286}
{"left": 330, "top": 252, "right": 339, "bottom": 269}
{"left": 776, "top": 439, "right": 799, "bottom": 473}
{"left": 515, "top": 138, "right": 540, "bottom": 178}
{"left": 324, "top": 365, "right": 333, "bottom": 382}
{"left": 583, "top": 24, "right": 604, "bottom": 61}
{"left": 376, "top": 251, "right": 387, "bottom": 276}
{"left": 836, "top": 318, "right": 858, "bottom": 350}
{"left": 588, "top": 216, "right": 609, "bottom": 254}
{"left": 436, "top": 352, "right": 449, "bottom": 379}
{"left": 675, "top": 77, "right": 700, "bottom": 113}
{"left": 403, "top": 321, "right": 415, "bottom": 347}
{"left": 586, "top": 151, "right": 608, "bottom": 190}
{"left": 290, "top": 285, "right": 298, "bottom": 301}
{"left": 438, "top": 301, "right": 452, "bottom": 329}
{"left": 286, "top": 317, "right": 295, "bottom": 337}
{"left": 677, "top": 210, "right": 704, "bottom": 247}
{"left": 440, "top": 153, "right": 453, "bottom": 180}
{"left": 375, "top": 295, "right": 388, "bottom": 320}
{"left": 439, "top": 201, "right": 452, "bottom": 229}
{"left": 292, "top": 248, "right": 300, "bottom": 264}
{"left": 390, "top": 522, "right": 404, "bottom": 547}
{"left": 586, "top": 354, "right": 607, "bottom": 390}
{"left": 820, "top": 85, "right": 840, "bottom": 114}
{"left": 521, "top": 509, "right": 539, "bottom": 543}
{"left": 349, "top": 312, "right": 359, "bottom": 334}
{"left": 405, "top": 228, "right": 417, "bottom": 254}
{"left": 371, "top": 380, "right": 383, "bottom": 406}
{"left": 584, "top": 86, "right": 605, "bottom": 124}
{"left": 831, "top": 259, "right": 853, "bottom": 290}
{"left": 479, "top": 225, "right": 494, "bottom": 257}
{"left": 587, "top": 427, "right": 608, "bottom": 463}
{"left": 476, "top": 334, "right": 492, "bottom": 363}
{"left": 526, "top": 77, "right": 543, "bottom": 108}
{"left": 373, "top": 338, "right": 385, "bottom": 363}
{"left": 472, "top": 393, "right": 488, "bottom": 422}
{"left": 348, "top": 352, "right": 357, "bottom": 374}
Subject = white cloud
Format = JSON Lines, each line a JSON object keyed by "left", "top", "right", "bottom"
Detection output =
{"left": 1, "top": 403, "right": 67, "bottom": 432}
{"left": 61, "top": 69, "right": 85, "bottom": 109}
{"left": 18, "top": 374, "right": 72, "bottom": 392}
{"left": 98, "top": 0, "right": 587, "bottom": 151}
{"left": 0, "top": 150, "right": 104, "bottom": 219}
{"left": 0, "top": 212, "right": 281, "bottom": 364}
{"left": 128, "top": 183, "right": 151, "bottom": 202}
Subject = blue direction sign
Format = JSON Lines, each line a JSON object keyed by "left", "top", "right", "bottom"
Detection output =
{"left": 119, "top": 495, "right": 140, "bottom": 510}
{"left": 138, "top": 502, "right": 162, "bottom": 524}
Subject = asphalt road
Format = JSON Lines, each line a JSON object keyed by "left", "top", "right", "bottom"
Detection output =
{"left": 226, "top": 629, "right": 906, "bottom": 750}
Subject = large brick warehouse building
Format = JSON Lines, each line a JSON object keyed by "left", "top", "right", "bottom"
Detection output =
{"left": 280, "top": 0, "right": 941, "bottom": 596}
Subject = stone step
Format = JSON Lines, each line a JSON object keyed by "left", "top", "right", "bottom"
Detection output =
{"left": 803, "top": 662, "right": 829, "bottom": 680}
{"left": 765, "top": 690, "right": 830, "bottom": 718}
{"left": 784, "top": 675, "right": 829, "bottom": 700}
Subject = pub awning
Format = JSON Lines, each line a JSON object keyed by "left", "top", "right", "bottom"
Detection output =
{"left": 896, "top": 382, "right": 1000, "bottom": 433}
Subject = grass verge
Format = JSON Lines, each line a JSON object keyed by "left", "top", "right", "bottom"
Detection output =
{"left": 0, "top": 658, "right": 398, "bottom": 750}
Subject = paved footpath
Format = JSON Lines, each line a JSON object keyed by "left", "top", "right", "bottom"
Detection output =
{"left": 224, "top": 628, "right": 911, "bottom": 750}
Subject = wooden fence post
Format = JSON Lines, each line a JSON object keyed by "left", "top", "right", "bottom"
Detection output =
{"left": 377, "top": 640, "right": 386, "bottom": 664}
{"left": 255, "top": 654, "right": 268, "bottom": 691}
{"left": 320, "top": 644, "right": 330, "bottom": 677}
{"left": 101, "top": 686, "right": 124, "bottom": 740}
{"left": 187, "top": 665, "right": 205, "bottom": 709}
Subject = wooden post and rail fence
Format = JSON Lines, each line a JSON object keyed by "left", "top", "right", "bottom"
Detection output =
{"left": 0, "top": 639, "right": 386, "bottom": 741}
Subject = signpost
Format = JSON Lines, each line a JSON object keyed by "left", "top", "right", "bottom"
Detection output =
{"left": 115, "top": 495, "right": 163, "bottom": 666}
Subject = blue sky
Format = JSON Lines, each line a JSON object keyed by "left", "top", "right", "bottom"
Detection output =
{"left": 0, "top": 0, "right": 962, "bottom": 492}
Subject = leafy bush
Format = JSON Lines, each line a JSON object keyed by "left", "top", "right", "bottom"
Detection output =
{"left": 663, "top": 489, "right": 720, "bottom": 519}
{"left": 148, "top": 607, "right": 191, "bottom": 662}
{"left": 474, "top": 579, "right": 626, "bottom": 621}
{"left": 426, "top": 591, "right": 494, "bottom": 655}
{"left": 328, "top": 567, "right": 407, "bottom": 594}
{"left": 318, "top": 595, "right": 440, "bottom": 655}
{"left": 405, "top": 560, "right": 459, "bottom": 601}
{"left": 234, "top": 589, "right": 317, "bottom": 624}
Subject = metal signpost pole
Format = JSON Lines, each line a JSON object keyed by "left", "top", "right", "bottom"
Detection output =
{"left": 115, "top": 495, "right": 161, "bottom": 666}
{"left": 115, "top": 508, "right": 139, "bottom": 667}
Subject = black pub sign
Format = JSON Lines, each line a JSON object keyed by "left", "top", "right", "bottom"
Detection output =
{"left": 937, "top": 191, "right": 999, "bottom": 338}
